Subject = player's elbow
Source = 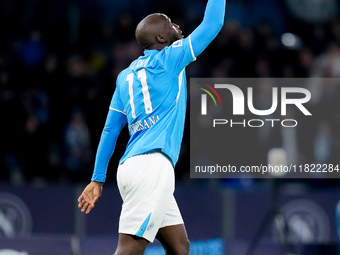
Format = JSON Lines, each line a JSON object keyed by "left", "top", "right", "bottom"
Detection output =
{"left": 218, "top": 19, "right": 224, "bottom": 30}
{"left": 102, "top": 126, "right": 119, "bottom": 137}
{"left": 215, "top": 18, "right": 224, "bottom": 33}
{"left": 210, "top": 22, "right": 223, "bottom": 38}
{"left": 102, "top": 126, "right": 112, "bottom": 134}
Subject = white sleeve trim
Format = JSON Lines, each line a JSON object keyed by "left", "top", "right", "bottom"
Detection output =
{"left": 176, "top": 70, "right": 184, "bottom": 103}
{"left": 109, "top": 107, "right": 127, "bottom": 116}
{"left": 188, "top": 35, "right": 197, "bottom": 61}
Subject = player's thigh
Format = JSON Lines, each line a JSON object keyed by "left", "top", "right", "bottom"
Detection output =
{"left": 117, "top": 152, "right": 175, "bottom": 243}
{"left": 114, "top": 233, "right": 149, "bottom": 255}
{"left": 156, "top": 224, "right": 190, "bottom": 255}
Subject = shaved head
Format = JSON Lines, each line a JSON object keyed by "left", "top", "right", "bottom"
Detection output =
{"left": 135, "top": 13, "right": 183, "bottom": 50}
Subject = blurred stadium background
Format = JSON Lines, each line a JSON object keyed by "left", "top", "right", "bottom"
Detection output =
{"left": 1, "top": 0, "right": 340, "bottom": 254}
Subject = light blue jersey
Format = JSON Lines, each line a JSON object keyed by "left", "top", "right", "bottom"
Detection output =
{"left": 110, "top": 37, "right": 196, "bottom": 166}
{"left": 91, "top": 0, "right": 226, "bottom": 182}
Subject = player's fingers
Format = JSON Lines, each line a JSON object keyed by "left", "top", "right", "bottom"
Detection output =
{"left": 81, "top": 201, "right": 89, "bottom": 213}
{"left": 78, "top": 194, "right": 85, "bottom": 203}
{"left": 92, "top": 195, "right": 100, "bottom": 205}
{"left": 78, "top": 202, "right": 83, "bottom": 208}
{"left": 78, "top": 200, "right": 85, "bottom": 208}
{"left": 85, "top": 204, "right": 94, "bottom": 214}
{"left": 78, "top": 196, "right": 86, "bottom": 208}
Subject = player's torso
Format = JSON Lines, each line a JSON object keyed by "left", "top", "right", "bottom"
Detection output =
{"left": 117, "top": 50, "right": 185, "bottom": 135}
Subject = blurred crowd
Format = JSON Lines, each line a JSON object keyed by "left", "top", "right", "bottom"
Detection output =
{"left": 0, "top": 0, "right": 340, "bottom": 186}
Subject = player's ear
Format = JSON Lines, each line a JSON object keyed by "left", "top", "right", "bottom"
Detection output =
{"left": 157, "top": 34, "right": 167, "bottom": 43}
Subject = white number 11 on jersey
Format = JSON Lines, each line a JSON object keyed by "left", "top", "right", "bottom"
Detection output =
{"left": 126, "top": 69, "right": 153, "bottom": 118}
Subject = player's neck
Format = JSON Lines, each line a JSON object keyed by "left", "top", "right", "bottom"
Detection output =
{"left": 145, "top": 43, "right": 168, "bottom": 51}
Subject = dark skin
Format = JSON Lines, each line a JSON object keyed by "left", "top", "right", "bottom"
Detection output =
{"left": 78, "top": 13, "right": 189, "bottom": 255}
{"left": 77, "top": 13, "right": 183, "bottom": 215}
{"left": 135, "top": 13, "right": 184, "bottom": 50}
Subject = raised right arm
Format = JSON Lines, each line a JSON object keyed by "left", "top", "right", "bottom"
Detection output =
{"left": 190, "top": 0, "right": 226, "bottom": 57}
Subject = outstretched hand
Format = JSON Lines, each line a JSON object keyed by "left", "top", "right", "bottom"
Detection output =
{"left": 78, "top": 181, "right": 103, "bottom": 214}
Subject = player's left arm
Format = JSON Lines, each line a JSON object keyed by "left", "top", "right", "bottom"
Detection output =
{"left": 78, "top": 109, "right": 127, "bottom": 214}
{"left": 91, "top": 109, "right": 127, "bottom": 183}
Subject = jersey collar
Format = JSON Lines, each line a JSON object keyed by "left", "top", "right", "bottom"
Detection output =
{"left": 144, "top": 49, "right": 159, "bottom": 56}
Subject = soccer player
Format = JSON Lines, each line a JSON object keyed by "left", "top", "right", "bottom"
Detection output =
{"left": 78, "top": 0, "right": 226, "bottom": 254}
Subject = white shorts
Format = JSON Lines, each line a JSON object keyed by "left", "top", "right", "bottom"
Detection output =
{"left": 116, "top": 152, "right": 184, "bottom": 242}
